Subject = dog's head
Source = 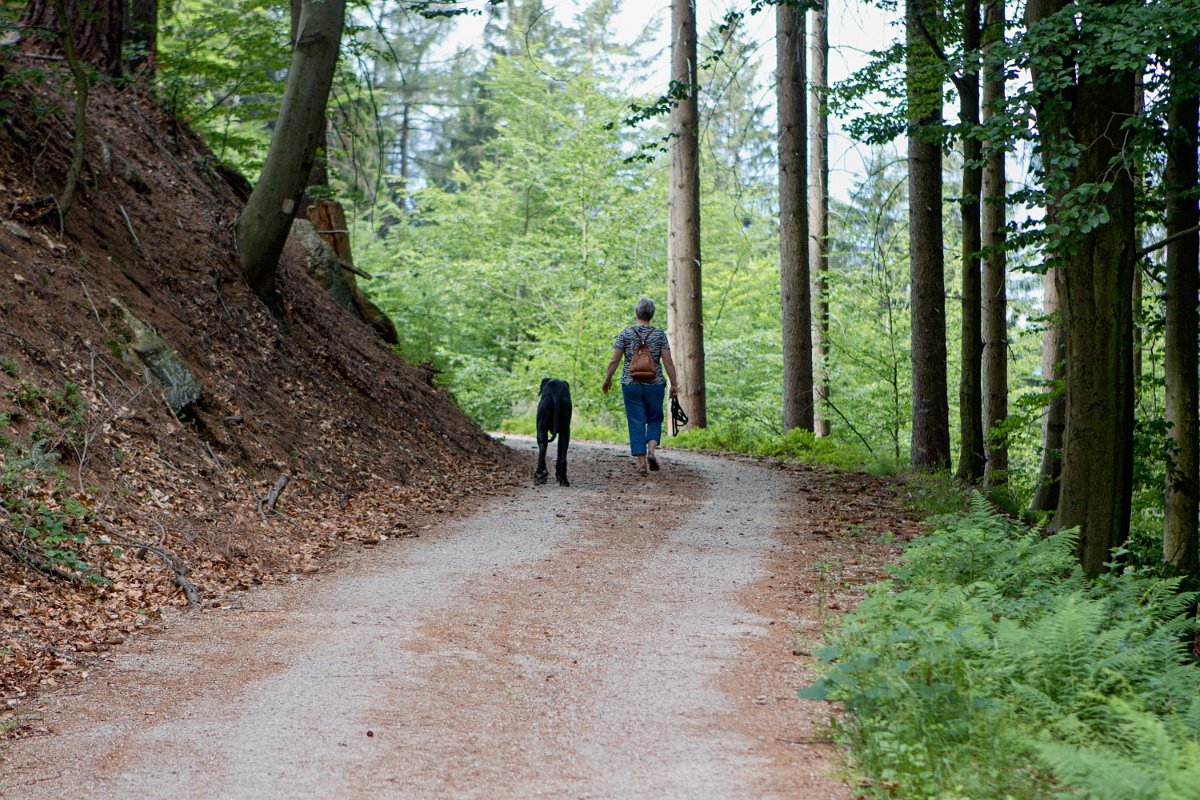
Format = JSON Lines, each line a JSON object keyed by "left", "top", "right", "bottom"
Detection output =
{"left": 540, "top": 377, "right": 550, "bottom": 395}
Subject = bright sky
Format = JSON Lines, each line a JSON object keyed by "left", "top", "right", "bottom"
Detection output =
{"left": 447, "top": 0, "right": 899, "bottom": 202}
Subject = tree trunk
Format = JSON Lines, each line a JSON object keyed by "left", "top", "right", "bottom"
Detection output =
{"left": 21, "top": 0, "right": 126, "bottom": 75}
{"left": 48, "top": 0, "right": 87, "bottom": 219}
{"left": 907, "top": 0, "right": 951, "bottom": 470}
{"left": 956, "top": 0, "right": 984, "bottom": 481}
{"left": 1031, "top": 266, "right": 1064, "bottom": 512}
{"left": 1132, "top": 76, "right": 1145, "bottom": 384}
{"left": 236, "top": 0, "right": 346, "bottom": 305}
{"left": 1163, "top": 41, "right": 1199, "bottom": 575}
{"left": 1027, "top": 0, "right": 1136, "bottom": 574}
{"left": 778, "top": 2, "right": 812, "bottom": 432}
{"left": 127, "top": 0, "right": 156, "bottom": 74}
{"left": 981, "top": 0, "right": 1008, "bottom": 486}
{"left": 809, "top": 0, "right": 831, "bottom": 438}
{"left": 667, "top": 0, "right": 706, "bottom": 429}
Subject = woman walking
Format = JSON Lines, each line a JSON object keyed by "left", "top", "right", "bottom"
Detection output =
{"left": 602, "top": 298, "right": 679, "bottom": 474}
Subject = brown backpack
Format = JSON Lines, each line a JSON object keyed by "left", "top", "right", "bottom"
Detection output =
{"left": 629, "top": 327, "right": 658, "bottom": 383}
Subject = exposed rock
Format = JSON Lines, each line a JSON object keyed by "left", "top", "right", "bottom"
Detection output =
{"left": 2, "top": 220, "right": 32, "bottom": 241}
{"left": 110, "top": 298, "right": 202, "bottom": 414}
{"left": 290, "top": 215, "right": 400, "bottom": 345}
{"left": 290, "top": 218, "right": 356, "bottom": 311}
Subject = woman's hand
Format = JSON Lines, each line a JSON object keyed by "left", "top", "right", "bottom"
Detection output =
{"left": 602, "top": 377, "right": 612, "bottom": 394}
{"left": 669, "top": 383, "right": 678, "bottom": 397}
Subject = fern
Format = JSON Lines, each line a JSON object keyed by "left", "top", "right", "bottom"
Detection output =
{"left": 806, "top": 504, "right": 1200, "bottom": 799}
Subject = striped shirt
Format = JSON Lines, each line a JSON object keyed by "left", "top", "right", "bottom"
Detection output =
{"left": 613, "top": 325, "right": 670, "bottom": 385}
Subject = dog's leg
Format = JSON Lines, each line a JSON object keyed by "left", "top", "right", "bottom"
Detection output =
{"left": 535, "top": 436, "right": 549, "bottom": 484}
{"left": 556, "top": 422, "right": 571, "bottom": 487}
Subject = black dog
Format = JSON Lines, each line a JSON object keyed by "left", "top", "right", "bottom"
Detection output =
{"left": 534, "top": 378, "right": 572, "bottom": 487}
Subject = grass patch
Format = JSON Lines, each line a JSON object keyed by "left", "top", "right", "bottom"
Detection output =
{"left": 802, "top": 498, "right": 1200, "bottom": 799}
{"left": 898, "top": 470, "right": 976, "bottom": 517}
{"left": 670, "top": 421, "right": 893, "bottom": 473}
{"left": 495, "top": 415, "right": 624, "bottom": 444}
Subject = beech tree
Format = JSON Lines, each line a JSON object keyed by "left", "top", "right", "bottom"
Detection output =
{"left": 236, "top": 0, "right": 346, "bottom": 304}
{"left": 667, "top": 0, "right": 706, "bottom": 429}
{"left": 778, "top": 0, "right": 812, "bottom": 432}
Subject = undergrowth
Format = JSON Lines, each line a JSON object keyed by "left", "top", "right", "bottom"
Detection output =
{"left": 1, "top": 377, "right": 102, "bottom": 582}
{"left": 802, "top": 497, "right": 1200, "bottom": 800}
{"left": 670, "top": 422, "right": 894, "bottom": 473}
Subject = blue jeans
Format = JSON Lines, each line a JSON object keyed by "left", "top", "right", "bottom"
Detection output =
{"left": 622, "top": 383, "right": 666, "bottom": 456}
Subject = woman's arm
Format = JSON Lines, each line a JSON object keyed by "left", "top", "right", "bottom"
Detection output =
{"left": 601, "top": 348, "right": 623, "bottom": 394}
{"left": 661, "top": 350, "right": 680, "bottom": 396}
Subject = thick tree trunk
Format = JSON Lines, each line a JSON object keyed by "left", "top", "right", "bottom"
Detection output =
{"left": 1026, "top": 0, "right": 1136, "bottom": 574}
{"left": 21, "top": 0, "right": 126, "bottom": 75}
{"left": 778, "top": 2, "right": 812, "bottom": 432}
{"left": 667, "top": 0, "right": 706, "bottom": 429}
{"left": 809, "top": 0, "right": 831, "bottom": 438}
{"left": 981, "top": 0, "right": 1008, "bottom": 485}
{"left": 236, "top": 0, "right": 346, "bottom": 305}
{"left": 907, "top": 0, "right": 951, "bottom": 469}
{"left": 956, "top": 0, "right": 985, "bottom": 482}
{"left": 1031, "top": 266, "right": 1064, "bottom": 512}
{"left": 1163, "top": 43, "right": 1199, "bottom": 575}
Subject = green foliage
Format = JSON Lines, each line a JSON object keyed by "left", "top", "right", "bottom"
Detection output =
{"left": 496, "top": 415, "right": 622, "bottom": 444}
{"left": 672, "top": 423, "right": 881, "bottom": 472}
{"left": 157, "top": 0, "right": 292, "bottom": 176}
{"left": 804, "top": 504, "right": 1200, "bottom": 799}
{"left": 899, "top": 471, "right": 975, "bottom": 517}
{"left": 1, "top": 379, "right": 99, "bottom": 581}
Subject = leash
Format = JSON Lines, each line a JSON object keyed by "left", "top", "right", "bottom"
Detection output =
{"left": 670, "top": 394, "right": 688, "bottom": 436}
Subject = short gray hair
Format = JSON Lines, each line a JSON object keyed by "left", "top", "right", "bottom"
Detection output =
{"left": 635, "top": 297, "right": 656, "bottom": 321}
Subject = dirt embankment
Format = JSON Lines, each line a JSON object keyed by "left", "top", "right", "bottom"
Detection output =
{"left": 0, "top": 66, "right": 522, "bottom": 711}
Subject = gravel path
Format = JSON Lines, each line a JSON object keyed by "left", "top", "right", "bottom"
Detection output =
{"left": 0, "top": 439, "right": 859, "bottom": 799}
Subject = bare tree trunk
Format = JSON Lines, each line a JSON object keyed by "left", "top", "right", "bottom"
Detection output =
{"left": 809, "top": 0, "right": 831, "bottom": 438}
{"left": 1027, "top": 0, "right": 1136, "bottom": 575}
{"left": 398, "top": 99, "right": 412, "bottom": 212}
{"left": 981, "top": 0, "right": 1008, "bottom": 486}
{"left": 667, "top": 0, "right": 706, "bottom": 429}
{"left": 907, "top": 0, "right": 951, "bottom": 469}
{"left": 1132, "top": 76, "right": 1145, "bottom": 384}
{"left": 778, "top": 2, "right": 812, "bottom": 432}
{"left": 1031, "top": 266, "right": 1064, "bottom": 512}
{"left": 237, "top": 0, "right": 345, "bottom": 305}
{"left": 50, "top": 0, "right": 87, "bottom": 219}
{"left": 22, "top": 0, "right": 126, "bottom": 75}
{"left": 956, "top": 0, "right": 985, "bottom": 481}
{"left": 1163, "top": 41, "right": 1199, "bottom": 576}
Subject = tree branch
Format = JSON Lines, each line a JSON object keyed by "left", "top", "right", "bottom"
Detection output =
{"left": 1139, "top": 223, "right": 1200, "bottom": 259}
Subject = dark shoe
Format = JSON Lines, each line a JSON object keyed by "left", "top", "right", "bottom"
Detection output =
{"left": 647, "top": 456, "right": 659, "bottom": 471}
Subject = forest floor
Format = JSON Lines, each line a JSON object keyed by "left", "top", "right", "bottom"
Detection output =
{"left": 0, "top": 438, "right": 922, "bottom": 799}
